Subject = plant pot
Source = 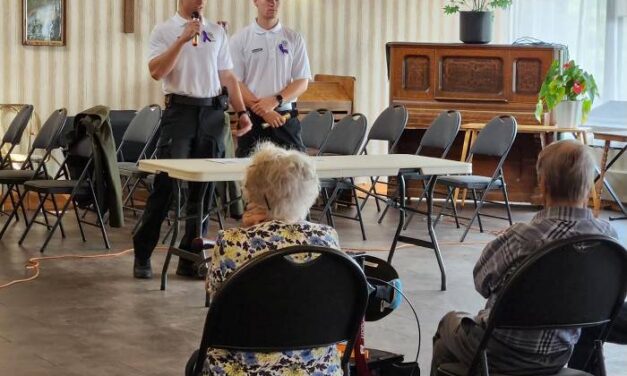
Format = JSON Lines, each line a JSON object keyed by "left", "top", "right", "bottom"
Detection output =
{"left": 554, "top": 100, "right": 583, "bottom": 128}
{"left": 459, "top": 11, "right": 493, "bottom": 44}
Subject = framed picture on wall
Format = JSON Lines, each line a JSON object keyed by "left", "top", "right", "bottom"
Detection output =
{"left": 22, "top": 0, "right": 66, "bottom": 46}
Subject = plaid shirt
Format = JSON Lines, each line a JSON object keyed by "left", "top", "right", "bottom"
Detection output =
{"left": 473, "top": 207, "right": 618, "bottom": 355}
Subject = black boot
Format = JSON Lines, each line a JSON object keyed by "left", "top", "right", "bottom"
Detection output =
{"left": 133, "top": 257, "right": 152, "bottom": 279}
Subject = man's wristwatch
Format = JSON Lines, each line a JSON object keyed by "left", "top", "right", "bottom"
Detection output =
{"left": 275, "top": 94, "right": 284, "bottom": 107}
{"left": 236, "top": 110, "right": 250, "bottom": 119}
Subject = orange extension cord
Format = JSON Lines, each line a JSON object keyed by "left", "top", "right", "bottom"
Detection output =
{"left": 0, "top": 219, "right": 505, "bottom": 290}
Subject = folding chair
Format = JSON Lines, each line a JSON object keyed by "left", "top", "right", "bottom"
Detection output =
{"left": 0, "top": 105, "right": 34, "bottom": 170}
{"left": 17, "top": 114, "right": 111, "bottom": 252}
{"left": 316, "top": 113, "right": 368, "bottom": 240}
{"left": 300, "top": 109, "right": 334, "bottom": 156}
{"left": 437, "top": 234, "right": 627, "bottom": 376}
{"left": 115, "top": 104, "right": 162, "bottom": 219}
{"left": 185, "top": 245, "right": 369, "bottom": 376}
{"left": 0, "top": 109, "right": 67, "bottom": 238}
{"left": 358, "top": 105, "right": 408, "bottom": 212}
{"left": 378, "top": 110, "right": 461, "bottom": 226}
{"left": 435, "top": 115, "right": 517, "bottom": 242}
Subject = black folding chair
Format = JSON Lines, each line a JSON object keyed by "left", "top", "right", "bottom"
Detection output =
{"left": 0, "top": 105, "right": 34, "bottom": 170}
{"left": 115, "top": 104, "right": 162, "bottom": 219}
{"left": 17, "top": 114, "right": 111, "bottom": 252}
{"left": 186, "top": 245, "right": 369, "bottom": 376}
{"left": 0, "top": 109, "right": 67, "bottom": 238}
{"left": 437, "top": 234, "right": 627, "bottom": 376}
{"left": 378, "top": 110, "right": 461, "bottom": 225}
{"left": 435, "top": 115, "right": 517, "bottom": 242}
{"left": 316, "top": 113, "right": 368, "bottom": 240}
{"left": 300, "top": 108, "right": 334, "bottom": 156}
{"left": 358, "top": 105, "right": 408, "bottom": 212}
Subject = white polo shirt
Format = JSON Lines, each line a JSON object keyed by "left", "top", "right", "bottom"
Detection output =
{"left": 147, "top": 13, "right": 233, "bottom": 98}
{"left": 230, "top": 21, "right": 311, "bottom": 108}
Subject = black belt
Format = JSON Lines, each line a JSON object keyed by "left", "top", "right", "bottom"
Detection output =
{"left": 165, "top": 94, "right": 222, "bottom": 108}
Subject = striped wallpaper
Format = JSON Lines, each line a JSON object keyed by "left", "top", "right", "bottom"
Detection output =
{"left": 1, "top": 0, "right": 509, "bottom": 148}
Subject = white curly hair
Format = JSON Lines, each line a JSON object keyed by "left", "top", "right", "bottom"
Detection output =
{"left": 243, "top": 142, "right": 320, "bottom": 222}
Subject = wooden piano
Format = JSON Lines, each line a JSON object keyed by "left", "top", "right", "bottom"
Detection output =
{"left": 386, "top": 42, "right": 566, "bottom": 202}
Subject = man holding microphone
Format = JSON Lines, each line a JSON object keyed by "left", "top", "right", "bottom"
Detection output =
{"left": 133, "top": 0, "right": 252, "bottom": 279}
{"left": 231, "top": 0, "right": 312, "bottom": 157}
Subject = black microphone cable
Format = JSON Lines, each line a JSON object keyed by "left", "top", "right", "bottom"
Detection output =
{"left": 368, "top": 276, "right": 421, "bottom": 376}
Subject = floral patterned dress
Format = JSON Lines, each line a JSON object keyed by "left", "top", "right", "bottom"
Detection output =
{"left": 204, "top": 220, "right": 344, "bottom": 376}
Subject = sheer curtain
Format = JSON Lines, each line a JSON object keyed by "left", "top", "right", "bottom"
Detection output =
{"left": 508, "top": 0, "right": 627, "bottom": 104}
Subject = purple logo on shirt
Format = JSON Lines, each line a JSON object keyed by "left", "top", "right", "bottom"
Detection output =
{"left": 202, "top": 31, "right": 214, "bottom": 43}
{"left": 278, "top": 40, "right": 289, "bottom": 54}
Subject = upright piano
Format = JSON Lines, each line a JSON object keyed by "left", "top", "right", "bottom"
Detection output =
{"left": 387, "top": 42, "right": 565, "bottom": 202}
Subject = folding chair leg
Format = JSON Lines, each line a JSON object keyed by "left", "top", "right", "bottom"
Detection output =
{"left": 89, "top": 182, "right": 110, "bottom": 249}
{"left": 49, "top": 193, "right": 67, "bottom": 239}
{"left": 39, "top": 194, "right": 74, "bottom": 253}
{"left": 434, "top": 186, "right": 456, "bottom": 227}
{"left": 403, "top": 180, "right": 429, "bottom": 231}
{"left": 471, "top": 189, "right": 484, "bottom": 233}
{"left": 6, "top": 186, "right": 21, "bottom": 223}
{"left": 0, "top": 186, "right": 27, "bottom": 239}
{"left": 351, "top": 183, "right": 367, "bottom": 241}
{"left": 377, "top": 200, "right": 392, "bottom": 224}
{"left": 38, "top": 193, "right": 52, "bottom": 230}
{"left": 460, "top": 186, "right": 491, "bottom": 242}
{"left": 72, "top": 199, "right": 87, "bottom": 242}
{"left": 320, "top": 187, "right": 337, "bottom": 228}
{"left": 212, "top": 193, "right": 224, "bottom": 230}
{"left": 450, "top": 187, "right": 461, "bottom": 229}
{"left": 16, "top": 187, "right": 28, "bottom": 225}
{"left": 19, "top": 192, "right": 47, "bottom": 245}
{"left": 502, "top": 183, "right": 513, "bottom": 226}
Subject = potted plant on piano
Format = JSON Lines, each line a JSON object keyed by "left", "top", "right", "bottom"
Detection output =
{"left": 444, "top": 0, "right": 513, "bottom": 44}
{"left": 535, "top": 60, "right": 599, "bottom": 127}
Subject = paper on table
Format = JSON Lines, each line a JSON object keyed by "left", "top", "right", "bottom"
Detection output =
{"left": 204, "top": 159, "right": 245, "bottom": 164}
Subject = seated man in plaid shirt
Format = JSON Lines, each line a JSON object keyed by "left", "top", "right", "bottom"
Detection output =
{"left": 431, "top": 140, "right": 618, "bottom": 375}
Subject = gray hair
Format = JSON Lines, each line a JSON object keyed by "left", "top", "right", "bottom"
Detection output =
{"left": 536, "top": 140, "right": 595, "bottom": 203}
{"left": 243, "top": 142, "right": 320, "bottom": 222}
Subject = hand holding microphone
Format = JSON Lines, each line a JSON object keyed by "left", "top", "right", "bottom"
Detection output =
{"left": 191, "top": 11, "right": 200, "bottom": 47}
{"left": 261, "top": 112, "right": 291, "bottom": 128}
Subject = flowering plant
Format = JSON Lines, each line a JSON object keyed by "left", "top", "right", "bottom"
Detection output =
{"left": 535, "top": 60, "right": 599, "bottom": 123}
{"left": 444, "top": 0, "right": 513, "bottom": 14}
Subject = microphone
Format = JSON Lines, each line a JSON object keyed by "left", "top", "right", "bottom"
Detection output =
{"left": 191, "top": 11, "right": 200, "bottom": 47}
{"left": 261, "top": 113, "right": 291, "bottom": 128}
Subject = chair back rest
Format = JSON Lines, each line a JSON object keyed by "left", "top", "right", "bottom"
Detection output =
{"left": 121, "top": 104, "right": 161, "bottom": 145}
{"left": 319, "top": 113, "right": 367, "bottom": 156}
{"left": 198, "top": 245, "right": 368, "bottom": 353}
{"left": 2, "top": 105, "right": 34, "bottom": 144}
{"left": 489, "top": 235, "right": 627, "bottom": 330}
{"left": 31, "top": 109, "right": 68, "bottom": 150}
{"left": 365, "top": 105, "right": 408, "bottom": 149}
{"left": 469, "top": 115, "right": 517, "bottom": 158}
{"left": 300, "top": 109, "right": 334, "bottom": 150}
{"left": 417, "top": 110, "right": 461, "bottom": 156}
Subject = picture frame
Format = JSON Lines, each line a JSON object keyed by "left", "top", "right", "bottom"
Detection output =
{"left": 22, "top": 0, "right": 66, "bottom": 46}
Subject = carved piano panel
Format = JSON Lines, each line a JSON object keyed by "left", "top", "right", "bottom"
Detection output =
{"left": 386, "top": 43, "right": 565, "bottom": 202}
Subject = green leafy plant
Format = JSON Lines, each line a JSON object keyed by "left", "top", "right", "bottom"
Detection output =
{"left": 444, "top": 0, "right": 513, "bottom": 14}
{"left": 534, "top": 60, "right": 599, "bottom": 123}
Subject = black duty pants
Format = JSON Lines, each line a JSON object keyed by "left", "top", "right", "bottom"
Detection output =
{"left": 133, "top": 103, "right": 225, "bottom": 261}
{"left": 235, "top": 109, "right": 305, "bottom": 158}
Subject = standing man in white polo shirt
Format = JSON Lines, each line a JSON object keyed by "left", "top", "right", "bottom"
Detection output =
{"left": 133, "top": 0, "right": 252, "bottom": 279}
{"left": 231, "top": 0, "right": 311, "bottom": 157}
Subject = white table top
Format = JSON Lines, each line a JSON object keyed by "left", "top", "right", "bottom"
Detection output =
{"left": 138, "top": 154, "right": 472, "bottom": 183}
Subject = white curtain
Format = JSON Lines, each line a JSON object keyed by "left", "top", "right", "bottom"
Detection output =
{"left": 508, "top": 0, "right": 627, "bottom": 104}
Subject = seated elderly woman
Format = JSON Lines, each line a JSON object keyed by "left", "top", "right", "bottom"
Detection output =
{"left": 203, "top": 142, "right": 343, "bottom": 375}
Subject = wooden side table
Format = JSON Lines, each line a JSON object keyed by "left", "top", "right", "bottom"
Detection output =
{"left": 593, "top": 130, "right": 627, "bottom": 220}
